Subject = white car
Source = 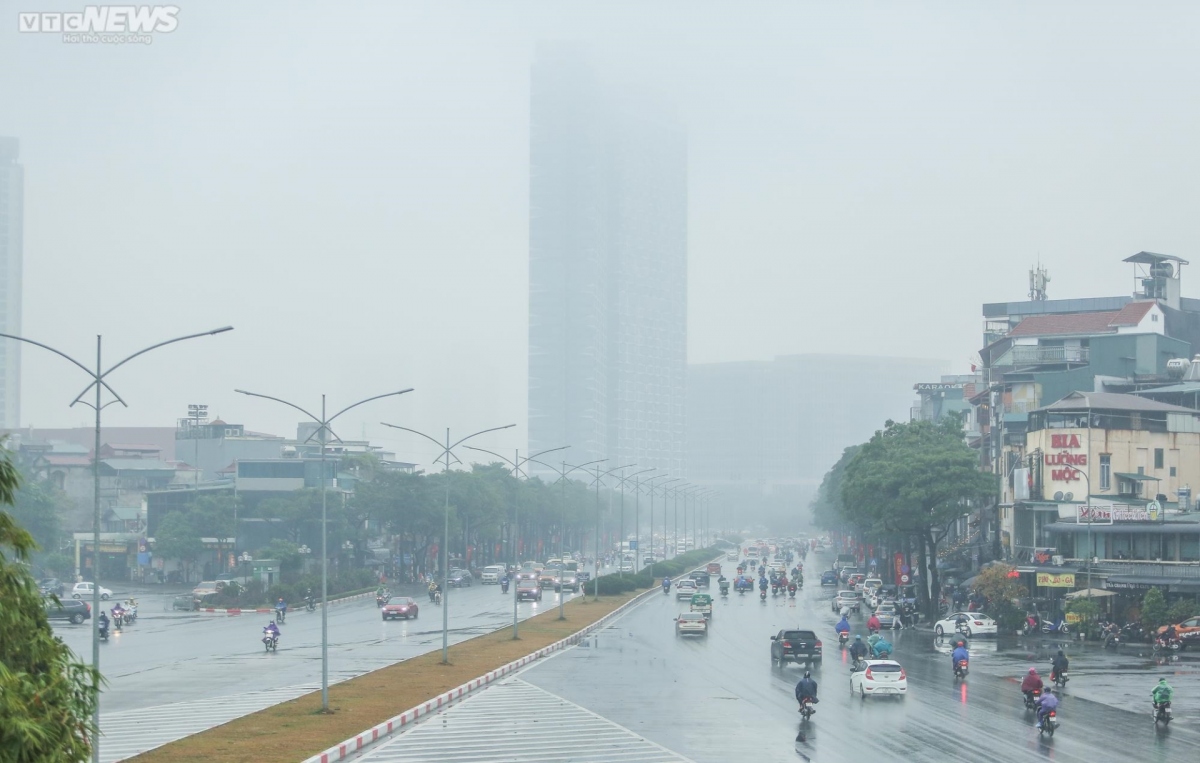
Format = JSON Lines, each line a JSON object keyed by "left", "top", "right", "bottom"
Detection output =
{"left": 850, "top": 660, "right": 908, "bottom": 700}
{"left": 832, "top": 590, "right": 861, "bottom": 612}
{"left": 619, "top": 562, "right": 634, "bottom": 573}
{"left": 934, "top": 612, "right": 998, "bottom": 638}
{"left": 675, "top": 612, "right": 708, "bottom": 636}
{"left": 71, "top": 582, "right": 112, "bottom": 600}
{"left": 726, "top": 551, "right": 738, "bottom": 561}
{"left": 675, "top": 579, "right": 698, "bottom": 600}
{"left": 479, "top": 565, "right": 504, "bottom": 584}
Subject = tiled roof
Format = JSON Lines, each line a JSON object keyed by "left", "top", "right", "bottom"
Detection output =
{"left": 1108, "top": 301, "right": 1156, "bottom": 326}
{"left": 100, "top": 459, "right": 177, "bottom": 471}
{"left": 45, "top": 454, "right": 92, "bottom": 467}
{"left": 1009, "top": 311, "right": 1120, "bottom": 337}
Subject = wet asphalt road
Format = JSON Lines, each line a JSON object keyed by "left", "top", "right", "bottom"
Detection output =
{"left": 516, "top": 554, "right": 1200, "bottom": 763}
{"left": 51, "top": 576, "right": 590, "bottom": 715}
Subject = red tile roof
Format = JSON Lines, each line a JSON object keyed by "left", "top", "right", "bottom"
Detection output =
{"left": 1008, "top": 311, "right": 1121, "bottom": 337}
{"left": 1108, "top": 301, "right": 1156, "bottom": 326}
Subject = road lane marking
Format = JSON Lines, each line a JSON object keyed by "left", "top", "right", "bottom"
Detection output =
{"left": 355, "top": 678, "right": 696, "bottom": 762}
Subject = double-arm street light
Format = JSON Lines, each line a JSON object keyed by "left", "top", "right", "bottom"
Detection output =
{"left": 644, "top": 476, "right": 678, "bottom": 564}
{"left": 589, "top": 463, "right": 636, "bottom": 599}
{"left": 523, "top": 457, "right": 606, "bottom": 619}
{"left": 0, "top": 325, "right": 233, "bottom": 762}
{"left": 236, "top": 387, "right": 414, "bottom": 711}
{"left": 381, "top": 422, "right": 515, "bottom": 663}
{"left": 464, "top": 445, "right": 569, "bottom": 637}
{"left": 680, "top": 484, "right": 701, "bottom": 552}
{"left": 610, "top": 467, "right": 655, "bottom": 575}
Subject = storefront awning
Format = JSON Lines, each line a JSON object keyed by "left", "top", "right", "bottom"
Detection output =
{"left": 1104, "top": 575, "right": 1200, "bottom": 593}
{"left": 1113, "top": 472, "right": 1161, "bottom": 482}
{"left": 1044, "top": 522, "right": 1200, "bottom": 535}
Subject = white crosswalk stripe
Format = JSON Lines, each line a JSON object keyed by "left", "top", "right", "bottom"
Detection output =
{"left": 356, "top": 678, "right": 696, "bottom": 763}
{"left": 100, "top": 683, "right": 320, "bottom": 763}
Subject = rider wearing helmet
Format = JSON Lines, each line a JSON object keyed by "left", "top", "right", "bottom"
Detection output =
{"left": 866, "top": 613, "right": 881, "bottom": 633}
{"left": 1036, "top": 686, "right": 1059, "bottom": 728}
{"left": 263, "top": 620, "right": 281, "bottom": 640}
{"left": 849, "top": 634, "right": 869, "bottom": 665}
{"left": 952, "top": 640, "right": 969, "bottom": 669}
{"left": 794, "top": 670, "right": 819, "bottom": 708}
{"left": 662, "top": 576, "right": 672, "bottom": 590}
{"left": 1051, "top": 649, "right": 1069, "bottom": 683}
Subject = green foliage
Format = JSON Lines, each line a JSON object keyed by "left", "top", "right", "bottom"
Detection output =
{"left": 972, "top": 564, "right": 1027, "bottom": 632}
{"left": 1, "top": 450, "right": 99, "bottom": 762}
{"left": 154, "top": 511, "right": 204, "bottom": 576}
{"left": 809, "top": 445, "right": 860, "bottom": 530}
{"left": 1141, "top": 587, "right": 1169, "bottom": 630}
{"left": 1064, "top": 596, "right": 1101, "bottom": 623}
{"left": 7, "top": 479, "right": 65, "bottom": 553}
{"left": 1166, "top": 597, "right": 1197, "bottom": 626}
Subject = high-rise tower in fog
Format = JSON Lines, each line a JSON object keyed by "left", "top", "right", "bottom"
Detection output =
{"left": 0, "top": 138, "right": 23, "bottom": 429}
{"left": 528, "top": 48, "right": 687, "bottom": 477}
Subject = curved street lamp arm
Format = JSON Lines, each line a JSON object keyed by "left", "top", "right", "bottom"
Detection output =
{"left": 104, "top": 326, "right": 233, "bottom": 379}
{"left": 463, "top": 445, "right": 518, "bottom": 469}
{"left": 523, "top": 457, "right": 606, "bottom": 481}
{"left": 328, "top": 389, "right": 414, "bottom": 424}
{"left": 236, "top": 389, "right": 322, "bottom": 425}
{"left": 379, "top": 422, "right": 447, "bottom": 453}
{"left": 71, "top": 379, "right": 127, "bottom": 409}
{"left": 617, "top": 467, "right": 656, "bottom": 485}
{"left": 0, "top": 332, "right": 94, "bottom": 377}
{"left": 450, "top": 424, "right": 516, "bottom": 451}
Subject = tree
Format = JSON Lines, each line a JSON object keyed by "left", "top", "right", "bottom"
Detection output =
{"left": 972, "top": 563, "right": 1027, "bottom": 632}
{"left": 154, "top": 512, "right": 203, "bottom": 580}
{"left": 1, "top": 451, "right": 99, "bottom": 761}
{"left": 1141, "top": 587, "right": 1169, "bottom": 630}
{"left": 1166, "top": 597, "right": 1197, "bottom": 627}
{"left": 810, "top": 445, "right": 860, "bottom": 531}
{"left": 842, "top": 418, "right": 998, "bottom": 617}
{"left": 7, "top": 479, "right": 65, "bottom": 554}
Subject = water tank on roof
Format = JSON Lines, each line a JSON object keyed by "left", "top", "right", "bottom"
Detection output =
{"left": 1167, "top": 358, "right": 1190, "bottom": 378}
{"left": 1151, "top": 262, "right": 1175, "bottom": 278}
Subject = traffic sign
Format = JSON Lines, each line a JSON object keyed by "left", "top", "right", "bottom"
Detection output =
{"left": 900, "top": 574, "right": 910, "bottom": 584}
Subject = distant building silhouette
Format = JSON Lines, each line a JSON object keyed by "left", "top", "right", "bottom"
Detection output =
{"left": 0, "top": 137, "right": 23, "bottom": 428}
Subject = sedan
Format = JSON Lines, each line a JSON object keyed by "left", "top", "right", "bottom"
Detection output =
{"left": 833, "top": 590, "right": 861, "bottom": 612}
{"left": 934, "top": 612, "right": 998, "bottom": 637}
{"left": 39, "top": 578, "right": 65, "bottom": 597}
{"left": 676, "top": 612, "right": 708, "bottom": 637}
{"left": 381, "top": 597, "right": 419, "bottom": 621}
{"left": 820, "top": 570, "right": 839, "bottom": 587}
{"left": 555, "top": 572, "right": 580, "bottom": 593}
{"left": 873, "top": 603, "right": 899, "bottom": 629}
{"left": 850, "top": 660, "right": 907, "bottom": 700}
{"left": 71, "top": 582, "right": 112, "bottom": 600}
{"left": 447, "top": 569, "right": 473, "bottom": 587}
{"left": 516, "top": 579, "right": 543, "bottom": 601}
{"left": 675, "top": 579, "right": 699, "bottom": 600}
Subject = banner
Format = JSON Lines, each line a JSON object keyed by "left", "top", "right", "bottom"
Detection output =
{"left": 1037, "top": 572, "right": 1075, "bottom": 588}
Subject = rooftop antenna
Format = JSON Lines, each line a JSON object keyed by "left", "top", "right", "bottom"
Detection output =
{"left": 1029, "top": 260, "right": 1050, "bottom": 301}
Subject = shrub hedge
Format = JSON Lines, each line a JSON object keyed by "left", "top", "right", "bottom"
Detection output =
{"left": 585, "top": 547, "right": 721, "bottom": 596}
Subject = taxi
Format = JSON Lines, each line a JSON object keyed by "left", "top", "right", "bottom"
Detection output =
{"left": 690, "top": 593, "right": 713, "bottom": 619}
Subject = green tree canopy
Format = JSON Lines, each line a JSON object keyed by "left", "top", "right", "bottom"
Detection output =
{"left": 1, "top": 450, "right": 99, "bottom": 761}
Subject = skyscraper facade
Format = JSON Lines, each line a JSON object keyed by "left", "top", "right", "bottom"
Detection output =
{"left": 528, "top": 49, "right": 687, "bottom": 478}
{"left": 0, "top": 138, "right": 23, "bottom": 429}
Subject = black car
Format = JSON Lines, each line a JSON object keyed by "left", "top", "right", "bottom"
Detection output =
{"left": 689, "top": 571, "right": 711, "bottom": 588}
{"left": 447, "top": 568, "right": 473, "bottom": 587}
{"left": 770, "top": 629, "right": 822, "bottom": 664}
{"left": 45, "top": 598, "right": 91, "bottom": 625}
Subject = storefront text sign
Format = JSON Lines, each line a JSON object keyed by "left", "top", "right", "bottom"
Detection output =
{"left": 1045, "top": 433, "right": 1087, "bottom": 482}
{"left": 1037, "top": 572, "right": 1075, "bottom": 588}
{"left": 1077, "top": 505, "right": 1156, "bottom": 522}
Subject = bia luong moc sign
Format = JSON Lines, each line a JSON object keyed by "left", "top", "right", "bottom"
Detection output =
{"left": 1044, "top": 433, "right": 1086, "bottom": 482}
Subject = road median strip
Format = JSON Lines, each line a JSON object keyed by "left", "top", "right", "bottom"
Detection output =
{"left": 127, "top": 551, "right": 720, "bottom": 763}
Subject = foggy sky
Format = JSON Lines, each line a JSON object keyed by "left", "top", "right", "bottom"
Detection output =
{"left": 3, "top": 1, "right": 1200, "bottom": 469}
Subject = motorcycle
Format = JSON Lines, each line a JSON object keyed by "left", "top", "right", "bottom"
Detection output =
{"left": 771, "top": 583, "right": 780, "bottom": 597}
{"left": 718, "top": 580, "right": 730, "bottom": 597}
{"left": 263, "top": 632, "right": 279, "bottom": 653}
{"left": 788, "top": 583, "right": 797, "bottom": 598}
{"left": 760, "top": 590, "right": 767, "bottom": 601}
{"left": 112, "top": 611, "right": 125, "bottom": 630}
{"left": 500, "top": 579, "right": 510, "bottom": 594}
{"left": 306, "top": 597, "right": 316, "bottom": 612}
{"left": 662, "top": 582, "right": 671, "bottom": 596}
{"left": 99, "top": 623, "right": 109, "bottom": 642}
{"left": 276, "top": 608, "right": 287, "bottom": 624}
{"left": 838, "top": 631, "right": 849, "bottom": 647}
{"left": 1153, "top": 636, "right": 1182, "bottom": 653}
{"left": 798, "top": 697, "right": 816, "bottom": 720}
{"left": 1023, "top": 688, "right": 1042, "bottom": 711}
{"left": 434, "top": 591, "right": 443, "bottom": 605}
{"left": 1041, "top": 618, "right": 1069, "bottom": 635}
{"left": 1051, "top": 667, "right": 1068, "bottom": 689}
{"left": 1154, "top": 701, "right": 1172, "bottom": 726}
{"left": 376, "top": 594, "right": 388, "bottom": 608}
{"left": 1038, "top": 709, "right": 1059, "bottom": 736}
{"left": 1121, "top": 622, "right": 1149, "bottom": 643}
{"left": 954, "top": 660, "right": 969, "bottom": 680}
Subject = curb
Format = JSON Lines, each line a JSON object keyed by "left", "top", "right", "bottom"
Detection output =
{"left": 301, "top": 556, "right": 719, "bottom": 763}
{"left": 196, "top": 591, "right": 375, "bottom": 615}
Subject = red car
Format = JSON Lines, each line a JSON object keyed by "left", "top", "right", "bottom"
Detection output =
{"left": 706, "top": 562, "right": 722, "bottom": 576}
{"left": 382, "top": 597, "right": 419, "bottom": 621}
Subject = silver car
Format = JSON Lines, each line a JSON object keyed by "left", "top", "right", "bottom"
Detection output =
{"left": 676, "top": 612, "right": 708, "bottom": 637}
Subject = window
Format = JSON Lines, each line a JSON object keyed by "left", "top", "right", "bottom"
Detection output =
{"left": 1171, "top": 467, "right": 1177, "bottom": 477}
{"left": 1100, "top": 455, "right": 1111, "bottom": 491}
{"left": 1155, "top": 448, "right": 1164, "bottom": 470}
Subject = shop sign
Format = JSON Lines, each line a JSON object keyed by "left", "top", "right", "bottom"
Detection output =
{"left": 1037, "top": 572, "right": 1075, "bottom": 588}
{"left": 1065, "top": 612, "right": 1083, "bottom": 624}
{"left": 1078, "top": 505, "right": 1156, "bottom": 522}
{"left": 1104, "top": 580, "right": 1158, "bottom": 592}
{"left": 914, "top": 383, "right": 964, "bottom": 391}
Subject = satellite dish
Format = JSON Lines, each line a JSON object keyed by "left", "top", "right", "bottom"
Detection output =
{"left": 1053, "top": 491, "right": 1064, "bottom": 501}
{"left": 1064, "top": 492, "right": 1074, "bottom": 501}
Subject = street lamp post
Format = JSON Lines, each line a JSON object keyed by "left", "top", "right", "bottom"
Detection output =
{"left": 523, "top": 457, "right": 607, "bottom": 619}
{"left": 381, "top": 422, "right": 516, "bottom": 662}
{"left": 0, "top": 325, "right": 233, "bottom": 763}
{"left": 612, "top": 468, "right": 655, "bottom": 575}
{"left": 590, "top": 463, "right": 635, "bottom": 599}
{"left": 464, "top": 445, "right": 569, "bottom": 638}
{"left": 236, "top": 387, "right": 413, "bottom": 711}
{"left": 646, "top": 476, "right": 678, "bottom": 564}
{"left": 1063, "top": 465, "right": 1094, "bottom": 598}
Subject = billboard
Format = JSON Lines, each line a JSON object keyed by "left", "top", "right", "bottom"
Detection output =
{"left": 1036, "top": 572, "right": 1075, "bottom": 588}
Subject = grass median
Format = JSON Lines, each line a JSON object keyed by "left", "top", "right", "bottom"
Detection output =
{"left": 129, "top": 591, "right": 646, "bottom": 763}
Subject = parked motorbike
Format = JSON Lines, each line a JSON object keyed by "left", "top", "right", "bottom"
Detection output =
{"left": 1154, "top": 701, "right": 1173, "bottom": 726}
{"left": 1023, "top": 688, "right": 1042, "bottom": 711}
{"left": 1121, "top": 622, "right": 1149, "bottom": 643}
{"left": 954, "top": 660, "right": 969, "bottom": 680}
{"left": 798, "top": 697, "right": 816, "bottom": 720}
{"left": 1041, "top": 618, "right": 1069, "bottom": 635}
